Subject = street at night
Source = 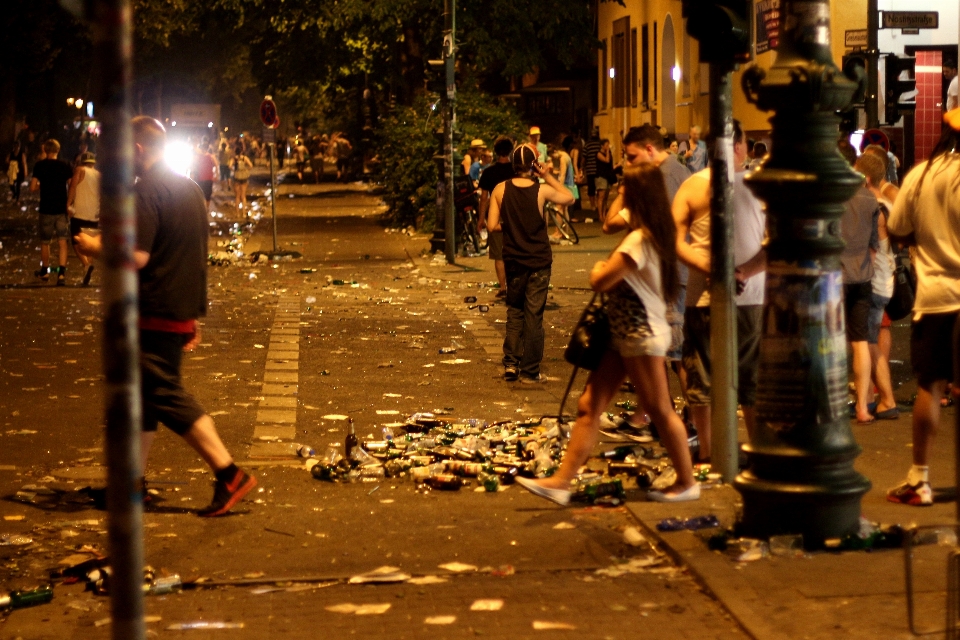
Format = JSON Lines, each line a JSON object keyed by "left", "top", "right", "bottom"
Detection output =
{"left": 2, "top": 0, "right": 960, "bottom": 637}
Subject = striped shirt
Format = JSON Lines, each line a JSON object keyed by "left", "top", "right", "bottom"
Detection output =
{"left": 583, "top": 140, "right": 601, "bottom": 176}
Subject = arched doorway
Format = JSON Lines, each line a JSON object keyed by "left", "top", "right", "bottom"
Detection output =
{"left": 661, "top": 15, "right": 677, "bottom": 135}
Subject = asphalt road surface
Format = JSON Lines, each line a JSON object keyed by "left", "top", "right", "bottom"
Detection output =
{"left": 0, "top": 171, "right": 750, "bottom": 639}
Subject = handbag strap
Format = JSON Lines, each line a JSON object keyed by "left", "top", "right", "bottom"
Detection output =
{"left": 557, "top": 291, "right": 604, "bottom": 427}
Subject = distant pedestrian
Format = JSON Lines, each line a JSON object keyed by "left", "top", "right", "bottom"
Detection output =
{"left": 190, "top": 139, "right": 217, "bottom": 212}
{"left": 76, "top": 116, "right": 257, "bottom": 516}
{"left": 478, "top": 136, "right": 515, "bottom": 299}
{"left": 463, "top": 139, "right": 485, "bottom": 178}
{"left": 231, "top": 145, "right": 253, "bottom": 214}
{"left": 30, "top": 139, "right": 73, "bottom": 285}
{"left": 594, "top": 139, "right": 616, "bottom": 222}
{"left": 681, "top": 125, "right": 708, "bottom": 173}
{"left": 217, "top": 141, "right": 233, "bottom": 189}
{"left": 839, "top": 181, "right": 881, "bottom": 425}
{"left": 528, "top": 127, "right": 548, "bottom": 164}
{"left": 294, "top": 139, "right": 310, "bottom": 182}
{"left": 6, "top": 142, "right": 27, "bottom": 205}
{"left": 67, "top": 152, "right": 100, "bottom": 286}
{"left": 515, "top": 163, "right": 698, "bottom": 505}
{"left": 944, "top": 60, "right": 958, "bottom": 112}
{"left": 885, "top": 110, "right": 960, "bottom": 506}
{"left": 487, "top": 144, "right": 574, "bottom": 383}
{"left": 855, "top": 153, "right": 899, "bottom": 421}
{"left": 673, "top": 120, "right": 767, "bottom": 456}
{"left": 583, "top": 130, "right": 601, "bottom": 212}
{"left": 309, "top": 135, "right": 326, "bottom": 184}
{"left": 748, "top": 142, "right": 766, "bottom": 171}
{"left": 332, "top": 133, "right": 352, "bottom": 182}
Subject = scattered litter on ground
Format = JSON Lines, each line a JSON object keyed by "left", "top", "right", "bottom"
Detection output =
{"left": 438, "top": 562, "right": 477, "bottom": 573}
{"left": 533, "top": 620, "right": 577, "bottom": 630}
{"left": 470, "top": 599, "right": 504, "bottom": 611}
{"left": 425, "top": 615, "right": 457, "bottom": 625}
{"left": 407, "top": 575, "right": 448, "bottom": 585}
{"left": 326, "top": 603, "right": 392, "bottom": 615}
{"left": 166, "top": 621, "right": 245, "bottom": 630}
{"left": 348, "top": 566, "right": 412, "bottom": 584}
{"left": 553, "top": 522, "right": 576, "bottom": 530}
{"left": 595, "top": 556, "right": 664, "bottom": 578}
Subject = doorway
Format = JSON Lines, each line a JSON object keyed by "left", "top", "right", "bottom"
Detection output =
{"left": 661, "top": 15, "right": 677, "bottom": 135}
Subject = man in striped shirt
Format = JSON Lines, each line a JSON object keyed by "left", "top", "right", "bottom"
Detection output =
{"left": 582, "top": 129, "right": 601, "bottom": 213}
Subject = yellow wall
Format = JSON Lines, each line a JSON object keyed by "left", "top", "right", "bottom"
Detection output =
{"left": 596, "top": 0, "right": 870, "bottom": 148}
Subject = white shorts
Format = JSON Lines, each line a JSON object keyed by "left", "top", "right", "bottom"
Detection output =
{"left": 611, "top": 332, "right": 670, "bottom": 358}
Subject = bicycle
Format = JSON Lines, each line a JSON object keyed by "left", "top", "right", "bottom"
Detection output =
{"left": 452, "top": 176, "right": 487, "bottom": 255}
{"left": 545, "top": 201, "right": 579, "bottom": 244}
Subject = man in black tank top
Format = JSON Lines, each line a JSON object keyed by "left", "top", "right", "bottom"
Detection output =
{"left": 487, "top": 144, "right": 575, "bottom": 382}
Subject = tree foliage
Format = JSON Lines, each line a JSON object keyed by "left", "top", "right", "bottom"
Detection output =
{"left": 378, "top": 86, "right": 526, "bottom": 229}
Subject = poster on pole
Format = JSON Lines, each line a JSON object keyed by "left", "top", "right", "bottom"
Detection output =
{"left": 755, "top": 0, "right": 781, "bottom": 55}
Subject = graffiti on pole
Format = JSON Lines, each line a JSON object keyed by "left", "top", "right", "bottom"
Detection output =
{"left": 755, "top": 0, "right": 781, "bottom": 55}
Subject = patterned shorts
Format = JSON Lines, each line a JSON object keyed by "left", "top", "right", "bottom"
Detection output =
{"left": 607, "top": 284, "right": 669, "bottom": 358}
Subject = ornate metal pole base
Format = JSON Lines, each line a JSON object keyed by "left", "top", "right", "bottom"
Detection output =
{"left": 736, "top": 0, "right": 871, "bottom": 545}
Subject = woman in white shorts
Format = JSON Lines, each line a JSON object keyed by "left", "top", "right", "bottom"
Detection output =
{"left": 516, "top": 164, "right": 698, "bottom": 504}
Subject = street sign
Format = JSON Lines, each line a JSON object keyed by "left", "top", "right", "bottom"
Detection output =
{"left": 844, "top": 30, "right": 868, "bottom": 48}
{"left": 262, "top": 127, "right": 276, "bottom": 144}
{"left": 259, "top": 97, "right": 279, "bottom": 128}
{"left": 862, "top": 128, "right": 889, "bottom": 151}
{"left": 881, "top": 11, "right": 938, "bottom": 30}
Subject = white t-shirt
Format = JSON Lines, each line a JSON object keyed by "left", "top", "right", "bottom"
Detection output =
{"left": 947, "top": 75, "right": 959, "bottom": 112}
{"left": 616, "top": 228, "right": 669, "bottom": 341}
{"left": 684, "top": 170, "right": 767, "bottom": 307}
{"left": 886, "top": 155, "right": 960, "bottom": 318}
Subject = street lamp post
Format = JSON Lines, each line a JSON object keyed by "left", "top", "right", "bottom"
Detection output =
{"left": 736, "top": 0, "right": 872, "bottom": 544}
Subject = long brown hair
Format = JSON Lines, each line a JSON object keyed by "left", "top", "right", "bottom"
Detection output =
{"left": 620, "top": 164, "right": 679, "bottom": 302}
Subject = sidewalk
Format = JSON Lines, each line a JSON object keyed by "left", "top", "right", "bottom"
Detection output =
{"left": 627, "top": 410, "right": 957, "bottom": 640}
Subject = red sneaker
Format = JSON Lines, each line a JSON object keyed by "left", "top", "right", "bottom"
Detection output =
{"left": 197, "top": 469, "right": 257, "bottom": 517}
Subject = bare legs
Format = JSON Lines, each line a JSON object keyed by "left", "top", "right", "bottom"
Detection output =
{"left": 140, "top": 415, "right": 234, "bottom": 475}
{"left": 234, "top": 181, "right": 248, "bottom": 214}
{"left": 534, "top": 350, "right": 696, "bottom": 497}
{"left": 39, "top": 239, "right": 69, "bottom": 272}
{"left": 911, "top": 381, "right": 946, "bottom": 467}
{"left": 870, "top": 328, "right": 897, "bottom": 413}
{"left": 851, "top": 340, "right": 873, "bottom": 422}
{"left": 494, "top": 259, "right": 507, "bottom": 293}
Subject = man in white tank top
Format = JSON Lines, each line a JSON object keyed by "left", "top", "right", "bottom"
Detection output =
{"left": 672, "top": 120, "right": 767, "bottom": 461}
{"left": 67, "top": 152, "right": 100, "bottom": 286}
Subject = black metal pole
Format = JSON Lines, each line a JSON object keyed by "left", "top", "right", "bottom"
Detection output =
{"left": 91, "top": 0, "right": 146, "bottom": 637}
{"left": 269, "top": 142, "right": 278, "bottom": 253}
{"left": 866, "top": 0, "right": 880, "bottom": 129}
{"left": 736, "top": 0, "right": 872, "bottom": 545}
{"left": 708, "top": 62, "right": 739, "bottom": 483}
{"left": 443, "top": 0, "right": 456, "bottom": 264}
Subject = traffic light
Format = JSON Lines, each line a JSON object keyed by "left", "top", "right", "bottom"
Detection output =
{"left": 682, "top": 0, "right": 752, "bottom": 63}
{"left": 433, "top": 129, "right": 447, "bottom": 181}
{"left": 884, "top": 54, "right": 916, "bottom": 124}
{"left": 841, "top": 52, "right": 868, "bottom": 106}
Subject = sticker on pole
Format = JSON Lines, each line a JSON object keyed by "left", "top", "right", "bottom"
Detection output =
{"left": 260, "top": 97, "right": 279, "bottom": 129}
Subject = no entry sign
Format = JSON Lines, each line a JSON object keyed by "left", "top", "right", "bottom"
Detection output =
{"left": 260, "top": 97, "right": 279, "bottom": 129}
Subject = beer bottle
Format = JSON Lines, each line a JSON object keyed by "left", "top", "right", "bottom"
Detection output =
{"left": 345, "top": 418, "right": 358, "bottom": 460}
{"left": 0, "top": 585, "right": 54, "bottom": 609}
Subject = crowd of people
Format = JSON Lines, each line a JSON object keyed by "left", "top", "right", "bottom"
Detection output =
{"left": 2, "top": 101, "right": 957, "bottom": 514}
{"left": 490, "top": 111, "right": 959, "bottom": 509}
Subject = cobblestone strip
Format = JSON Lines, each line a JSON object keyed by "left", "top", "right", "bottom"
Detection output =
{"left": 441, "top": 293, "right": 504, "bottom": 358}
{"left": 248, "top": 294, "right": 301, "bottom": 459}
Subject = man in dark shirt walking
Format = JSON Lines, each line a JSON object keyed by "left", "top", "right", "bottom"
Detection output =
{"left": 77, "top": 116, "right": 256, "bottom": 516}
{"left": 30, "top": 139, "right": 73, "bottom": 285}
{"left": 477, "top": 136, "right": 516, "bottom": 298}
{"left": 487, "top": 144, "right": 574, "bottom": 383}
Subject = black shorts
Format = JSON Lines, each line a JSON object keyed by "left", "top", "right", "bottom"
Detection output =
{"left": 843, "top": 282, "right": 872, "bottom": 343}
{"left": 682, "top": 305, "right": 763, "bottom": 406}
{"left": 197, "top": 180, "right": 214, "bottom": 202}
{"left": 488, "top": 230, "right": 504, "bottom": 261}
{"left": 140, "top": 330, "right": 205, "bottom": 435}
{"left": 586, "top": 174, "right": 596, "bottom": 197}
{"left": 70, "top": 218, "right": 98, "bottom": 244}
{"left": 910, "top": 311, "right": 960, "bottom": 390}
